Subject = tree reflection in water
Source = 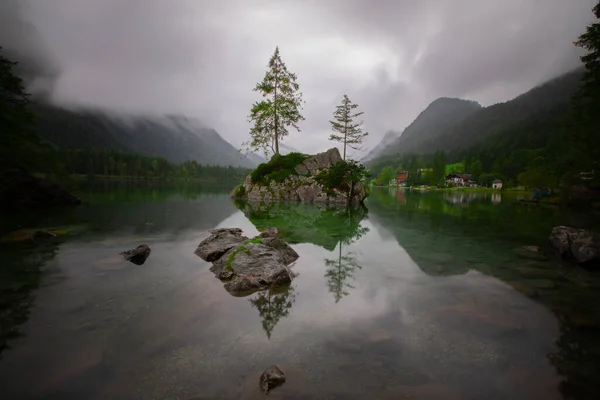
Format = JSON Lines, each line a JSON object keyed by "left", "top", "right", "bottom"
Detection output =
{"left": 248, "top": 285, "right": 296, "bottom": 339}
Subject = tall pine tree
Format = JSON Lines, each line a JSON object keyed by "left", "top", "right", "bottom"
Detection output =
{"left": 246, "top": 47, "right": 304, "bottom": 158}
{"left": 573, "top": 2, "right": 600, "bottom": 173}
{"left": 329, "top": 94, "right": 368, "bottom": 160}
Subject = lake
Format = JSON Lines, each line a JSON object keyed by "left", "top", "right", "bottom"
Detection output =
{"left": 1, "top": 183, "right": 600, "bottom": 399}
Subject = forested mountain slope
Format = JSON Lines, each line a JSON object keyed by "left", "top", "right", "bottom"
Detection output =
{"left": 368, "top": 69, "right": 585, "bottom": 166}
{"left": 31, "top": 103, "right": 257, "bottom": 168}
{"left": 366, "top": 98, "right": 482, "bottom": 160}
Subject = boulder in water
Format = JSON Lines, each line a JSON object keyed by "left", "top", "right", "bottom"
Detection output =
{"left": 259, "top": 365, "right": 286, "bottom": 394}
{"left": 120, "top": 244, "right": 152, "bottom": 265}
{"left": 549, "top": 226, "right": 600, "bottom": 265}
{"left": 195, "top": 227, "right": 298, "bottom": 296}
{"left": 194, "top": 228, "right": 248, "bottom": 262}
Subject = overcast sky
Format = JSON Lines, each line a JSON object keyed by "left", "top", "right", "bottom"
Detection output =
{"left": 3, "top": 0, "right": 597, "bottom": 156}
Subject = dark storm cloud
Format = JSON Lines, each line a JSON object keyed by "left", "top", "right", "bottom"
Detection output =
{"left": 4, "top": 0, "right": 596, "bottom": 154}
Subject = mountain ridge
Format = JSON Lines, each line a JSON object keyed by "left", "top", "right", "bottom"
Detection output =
{"left": 366, "top": 68, "right": 585, "bottom": 165}
{"left": 31, "top": 101, "right": 258, "bottom": 168}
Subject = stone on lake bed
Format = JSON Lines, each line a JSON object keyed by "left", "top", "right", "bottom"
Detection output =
{"left": 120, "top": 244, "right": 151, "bottom": 265}
{"left": 515, "top": 246, "right": 548, "bottom": 261}
{"left": 549, "top": 226, "right": 600, "bottom": 265}
{"left": 259, "top": 365, "right": 286, "bottom": 394}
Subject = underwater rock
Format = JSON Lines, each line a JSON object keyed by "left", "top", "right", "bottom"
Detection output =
{"left": 259, "top": 365, "right": 286, "bottom": 394}
{"left": 120, "top": 244, "right": 151, "bottom": 265}
{"left": 549, "top": 226, "right": 600, "bottom": 265}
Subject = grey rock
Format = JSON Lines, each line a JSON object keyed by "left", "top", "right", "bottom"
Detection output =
{"left": 259, "top": 365, "right": 286, "bottom": 394}
{"left": 259, "top": 227, "right": 279, "bottom": 238}
{"left": 31, "top": 230, "right": 57, "bottom": 242}
{"left": 294, "top": 164, "right": 309, "bottom": 175}
{"left": 198, "top": 228, "right": 298, "bottom": 296}
{"left": 120, "top": 244, "right": 151, "bottom": 265}
{"left": 195, "top": 228, "right": 248, "bottom": 262}
{"left": 314, "top": 147, "right": 342, "bottom": 169}
{"left": 261, "top": 237, "right": 299, "bottom": 265}
{"left": 549, "top": 226, "right": 600, "bottom": 265}
{"left": 212, "top": 243, "right": 292, "bottom": 296}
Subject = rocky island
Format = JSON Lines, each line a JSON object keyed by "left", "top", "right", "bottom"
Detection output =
{"left": 231, "top": 148, "right": 368, "bottom": 206}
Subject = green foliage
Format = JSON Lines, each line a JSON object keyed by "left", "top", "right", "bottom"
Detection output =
{"left": 36, "top": 148, "right": 250, "bottom": 183}
{"left": 314, "top": 160, "right": 369, "bottom": 195}
{"left": 572, "top": 3, "right": 600, "bottom": 175}
{"left": 250, "top": 152, "right": 309, "bottom": 184}
{"left": 478, "top": 173, "right": 496, "bottom": 186}
{"left": 376, "top": 166, "right": 395, "bottom": 186}
{"left": 445, "top": 161, "right": 465, "bottom": 175}
{"left": 518, "top": 167, "right": 558, "bottom": 189}
{"left": 246, "top": 47, "right": 305, "bottom": 157}
{"left": 329, "top": 94, "right": 369, "bottom": 160}
{"left": 468, "top": 159, "right": 483, "bottom": 181}
{"left": 430, "top": 150, "right": 446, "bottom": 186}
{"left": 233, "top": 185, "right": 246, "bottom": 198}
{"left": 0, "top": 48, "right": 46, "bottom": 171}
{"left": 225, "top": 237, "right": 264, "bottom": 272}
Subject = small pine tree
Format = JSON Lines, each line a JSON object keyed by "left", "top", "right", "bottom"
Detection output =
{"left": 246, "top": 47, "right": 304, "bottom": 158}
{"left": 329, "top": 95, "right": 368, "bottom": 160}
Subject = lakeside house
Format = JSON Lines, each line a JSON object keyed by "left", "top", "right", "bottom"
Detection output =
{"left": 445, "top": 173, "right": 472, "bottom": 187}
{"left": 492, "top": 179, "right": 503, "bottom": 190}
{"left": 397, "top": 171, "right": 408, "bottom": 186}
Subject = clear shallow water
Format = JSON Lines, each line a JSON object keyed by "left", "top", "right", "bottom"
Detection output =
{"left": 1, "top": 184, "right": 600, "bottom": 399}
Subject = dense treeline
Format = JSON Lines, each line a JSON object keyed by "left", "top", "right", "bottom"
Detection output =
{"left": 368, "top": 68, "right": 598, "bottom": 191}
{"left": 40, "top": 149, "right": 251, "bottom": 183}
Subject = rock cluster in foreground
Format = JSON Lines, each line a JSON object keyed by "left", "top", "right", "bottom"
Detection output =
{"left": 549, "top": 226, "right": 600, "bottom": 265}
{"left": 195, "top": 227, "right": 298, "bottom": 296}
{"left": 231, "top": 147, "right": 367, "bottom": 206}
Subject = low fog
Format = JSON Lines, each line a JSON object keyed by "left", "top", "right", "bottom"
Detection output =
{"left": 1, "top": 0, "right": 596, "bottom": 155}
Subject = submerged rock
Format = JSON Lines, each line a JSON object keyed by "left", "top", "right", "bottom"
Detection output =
{"left": 120, "top": 244, "right": 151, "bottom": 265}
{"left": 549, "top": 226, "right": 600, "bottom": 265}
{"left": 259, "top": 365, "right": 286, "bottom": 394}
{"left": 515, "top": 246, "right": 548, "bottom": 261}
{"left": 196, "top": 227, "right": 298, "bottom": 296}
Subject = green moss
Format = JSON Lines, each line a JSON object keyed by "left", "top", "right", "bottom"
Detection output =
{"left": 250, "top": 152, "right": 310, "bottom": 184}
{"left": 224, "top": 237, "right": 263, "bottom": 271}
{"left": 233, "top": 185, "right": 246, "bottom": 198}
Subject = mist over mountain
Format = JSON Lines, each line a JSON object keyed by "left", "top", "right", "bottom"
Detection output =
{"left": 31, "top": 103, "right": 258, "bottom": 167}
{"left": 1, "top": 2, "right": 256, "bottom": 168}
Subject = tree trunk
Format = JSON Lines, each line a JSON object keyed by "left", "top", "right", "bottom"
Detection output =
{"left": 343, "top": 120, "right": 347, "bottom": 161}
{"left": 274, "top": 75, "right": 279, "bottom": 155}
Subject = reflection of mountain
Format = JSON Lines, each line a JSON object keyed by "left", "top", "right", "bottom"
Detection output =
{"left": 368, "top": 187, "right": 600, "bottom": 398}
{"left": 0, "top": 242, "right": 59, "bottom": 357}
{"left": 234, "top": 201, "right": 369, "bottom": 251}
{"left": 367, "top": 188, "right": 554, "bottom": 276}
{"left": 66, "top": 184, "right": 238, "bottom": 239}
{"left": 248, "top": 285, "right": 295, "bottom": 339}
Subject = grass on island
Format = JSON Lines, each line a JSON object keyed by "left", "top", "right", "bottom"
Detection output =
{"left": 250, "top": 152, "right": 310, "bottom": 185}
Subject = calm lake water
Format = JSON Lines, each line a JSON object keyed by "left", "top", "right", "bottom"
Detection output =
{"left": 1, "top": 183, "right": 600, "bottom": 399}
